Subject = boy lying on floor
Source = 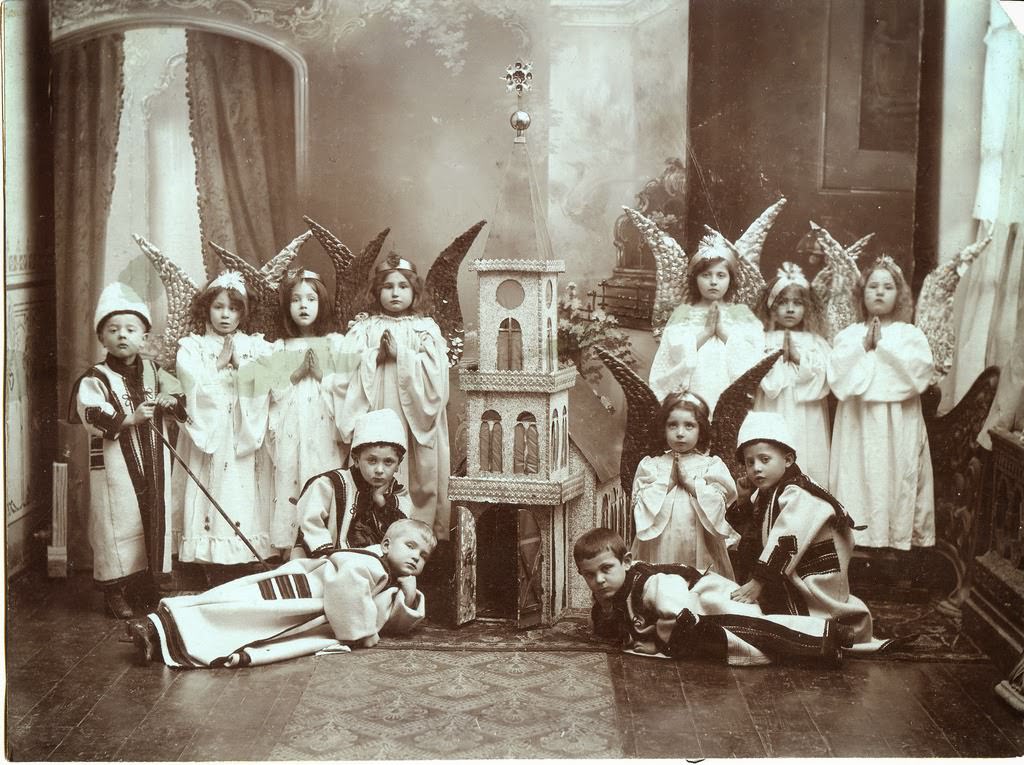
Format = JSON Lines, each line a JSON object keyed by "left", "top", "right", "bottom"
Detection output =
{"left": 128, "top": 519, "right": 435, "bottom": 668}
{"left": 574, "top": 527, "right": 903, "bottom": 666}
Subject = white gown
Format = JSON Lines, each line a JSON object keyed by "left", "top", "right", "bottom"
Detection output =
{"left": 649, "top": 302, "right": 765, "bottom": 412}
{"left": 754, "top": 330, "right": 833, "bottom": 486}
{"left": 827, "top": 321, "right": 935, "bottom": 550}
{"left": 175, "top": 329, "right": 275, "bottom": 564}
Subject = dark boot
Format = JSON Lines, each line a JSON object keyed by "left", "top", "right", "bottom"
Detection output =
{"left": 127, "top": 618, "right": 159, "bottom": 663}
{"left": 105, "top": 586, "right": 134, "bottom": 619}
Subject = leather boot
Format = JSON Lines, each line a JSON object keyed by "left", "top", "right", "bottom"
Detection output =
{"left": 105, "top": 587, "right": 134, "bottom": 619}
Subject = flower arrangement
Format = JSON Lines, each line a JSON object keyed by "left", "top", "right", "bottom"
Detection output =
{"left": 558, "top": 282, "right": 638, "bottom": 383}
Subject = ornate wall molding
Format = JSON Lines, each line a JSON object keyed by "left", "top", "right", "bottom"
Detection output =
{"left": 449, "top": 469, "right": 584, "bottom": 504}
{"left": 459, "top": 365, "right": 578, "bottom": 393}
{"left": 471, "top": 258, "right": 566, "bottom": 273}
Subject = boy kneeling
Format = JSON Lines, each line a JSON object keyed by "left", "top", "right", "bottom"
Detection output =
{"left": 575, "top": 527, "right": 878, "bottom": 666}
{"left": 129, "top": 519, "right": 434, "bottom": 668}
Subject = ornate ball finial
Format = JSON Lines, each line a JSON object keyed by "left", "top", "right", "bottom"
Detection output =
{"left": 503, "top": 61, "right": 533, "bottom": 141}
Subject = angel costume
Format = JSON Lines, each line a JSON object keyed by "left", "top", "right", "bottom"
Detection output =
{"left": 745, "top": 465, "right": 873, "bottom": 643}
{"left": 175, "top": 329, "right": 276, "bottom": 564}
{"left": 247, "top": 334, "right": 356, "bottom": 550}
{"left": 70, "top": 355, "right": 187, "bottom": 585}
{"left": 592, "top": 561, "right": 886, "bottom": 666}
{"left": 754, "top": 330, "right": 833, "bottom": 485}
{"left": 650, "top": 303, "right": 765, "bottom": 411}
{"left": 631, "top": 452, "right": 739, "bottom": 580}
{"left": 337, "top": 314, "right": 451, "bottom": 538}
{"left": 827, "top": 321, "right": 935, "bottom": 549}
{"left": 147, "top": 546, "right": 425, "bottom": 668}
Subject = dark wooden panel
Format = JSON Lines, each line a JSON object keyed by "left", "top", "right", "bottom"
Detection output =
{"left": 604, "top": 655, "right": 637, "bottom": 758}
{"left": 676, "top": 662, "right": 766, "bottom": 758}
{"left": 943, "top": 663, "right": 1024, "bottom": 754}
{"left": 733, "top": 666, "right": 830, "bottom": 757}
{"left": 617, "top": 654, "right": 702, "bottom": 758}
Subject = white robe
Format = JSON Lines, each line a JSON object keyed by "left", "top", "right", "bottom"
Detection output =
{"left": 335, "top": 314, "right": 451, "bottom": 539}
{"left": 754, "top": 330, "right": 833, "bottom": 485}
{"left": 175, "top": 330, "right": 275, "bottom": 564}
{"left": 827, "top": 321, "right": 935, "bottom": 549}
{"left": 649, "top": 302, "right": 765, "bottom": 412}
{"left": 247, "top": 334, "right": 355, "bottom": 550}
{"left": 149, "top": 546, "right": 425, "bottom": 668}
{"left": 631, "top": 452, "right": 739, "bottom": 579}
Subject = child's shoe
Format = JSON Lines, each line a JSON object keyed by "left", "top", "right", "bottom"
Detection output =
{"left": 105, "top": 587, "right": 134, "bottom": 619}
{"left": 127, "top": 618, "right": 159, "bottom": 663}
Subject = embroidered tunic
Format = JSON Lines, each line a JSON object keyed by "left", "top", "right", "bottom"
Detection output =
{"left": 246, "top": 334, "right": 355, "bottom": 550}
{"left": 69, "top": 355, "right": 187, "bottom": 583}
{"left": 148, "top": 546, "right": 425, "bottom": 668}
{"left": 754, "top": 330, "right": 833, "bottom": 486}
{"left": 746, "top": 469, "right": 873, "bottom": 643}
{"left": 827, "top": 321, "right": 935, "bottom": 549}
{"left": 292, "top": 467, "right": 412, "bottom": 558}
{"left": 336, "top": 314, "right": 451, "bottom": 538}
{"left": 631, "top": 452, "right": 739, "bottom": 579}
{"left": 649, "top": 303, "right": 765, "bottom": 411}
{"left": 595, "top": 562, "right": 868, "bottom": 666}
{"left": 174, "top": 330, "right": 275, "bottom": 564}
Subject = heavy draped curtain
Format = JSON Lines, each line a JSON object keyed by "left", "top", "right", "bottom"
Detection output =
{"left": 53, "top": 34, "right": 125, "bottom": 567}
{"left": 185, "top": 31, "right": 296, "bottom": 274}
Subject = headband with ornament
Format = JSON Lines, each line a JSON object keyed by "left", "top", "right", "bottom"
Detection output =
{"left": 693, "top": 229, "right": 739, "bottom": 269}
{"left": 208, "top": 270, "right": 248, "bottom": 297}
{"left": 286, "top": 268, "right": 324, "bottom": 282}
{"left": 375, "top": 251, "right": 418, "bottom": 274}
{"left": 867, "top": 254, "right": 905, "bottom": 280}
{"left": 671, "top": 389, "right": 710, "bottom": 416}
{"left": 768, "top": 262, "right": 811, "bottom": 306}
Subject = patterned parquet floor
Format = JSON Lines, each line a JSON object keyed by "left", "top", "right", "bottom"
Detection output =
{"left": 5, "top": 570, "right": 1024, "bottom": 760}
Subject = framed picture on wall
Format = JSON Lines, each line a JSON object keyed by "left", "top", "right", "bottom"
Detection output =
{"left": 821, "top": 0, "right": 923, "bottom": 192}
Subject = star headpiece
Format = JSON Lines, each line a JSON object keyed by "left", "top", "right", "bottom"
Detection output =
{"left": 869, "top": 253, "right": 905, "bottom": 279}
{"left": 375, "top": 250, "right": 417, "bottom": 274}
{"left": 208, "top": 270, "right": 247, "bottom": 297}
{"left": 768, "top": 261, "right": 810, "bottom": 306}
{"left": 693, "top": 229, "right": 739, "bottom": 269}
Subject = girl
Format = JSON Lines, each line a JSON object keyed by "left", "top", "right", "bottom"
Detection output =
{"left": 258, "top": 270, "right": 351, "bottom": 556}
{"left": 649, "top": 233, "right": 764, "bottom": 412}
{"left": 827, "top": 255, "right": 935, "bottom": 550}
{"left": 753, "top": 262, "right": 832, "bottom": 486}
{"left": 337, "top": 252, "right": 451, "bottom": 539}
{"left": 175, "top": 272, "right": 275, "bottom": 567}
{"left": 631, "top": 391, "right": 740, "bottom": 578}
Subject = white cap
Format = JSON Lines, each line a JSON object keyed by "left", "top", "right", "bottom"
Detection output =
{"left": 736, "top": 411, "right": 796, "bottom": 458}
{"left": 351, "top": 409, "right": 407, "bottom": 453}
{"left": 94, "top": 282, "right": 152, "bottom": 334}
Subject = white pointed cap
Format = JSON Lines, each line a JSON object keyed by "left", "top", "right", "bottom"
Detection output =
{"left": 94, "top": 282, "right": 152, "bottom": 334}
{"left": 352, "top": 408, "right": 407, "bottom": 453}
{"left": 736, "top": 411, "right": 796, "bottom": 458}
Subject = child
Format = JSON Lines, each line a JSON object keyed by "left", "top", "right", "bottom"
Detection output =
{"left": 753, "top": 262, "right": 833, "bottom": 486}
{"left": 337, "top": 252, "right": 451, "bottom": 539}
{"left": 128, "top": 519, "right": 434, "bottom": 668}
{"left": 258, "top": 270, "right": 352, "bottom": 555}
{"left": 293, "top": 408, "right": 412, "bottom": 557}
{"left": 574, "top": 527, "right": 866, "bottom": 666}
{"left": 631, "top": 391, "right": 739, "bottom": 579}
{"left": 649, "top": 232, "right": 764, "bottom": 411}
{"left": 174, "top": 272, "right": 276, "bottom": 567}
{"left": 729, "top": 412, "right": 873, "bottom": 644}
{"left": 69, "top": 283, "right": 188, "bottom": 618}
{"left": 827, "top": 256, "right": 935, "bottom": 550}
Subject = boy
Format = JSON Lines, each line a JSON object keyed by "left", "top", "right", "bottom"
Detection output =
{"left": 729, "top": 412, "right": 873, "bottom": 644}
{"left": 128, "top": 518, "right": 435, "bottom": 668}
{"left": 292, "top": 408, "right": 412, "bottom": 557}
{"left": 69, "top": 282, "right": 187, "bottom": 618}
{"left": 573, "top": 527, "right": 895, "bottom": 666}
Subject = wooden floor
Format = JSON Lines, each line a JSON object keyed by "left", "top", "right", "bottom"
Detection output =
{"left": 6, "top": 571, "right": 1024, "bottom": 760}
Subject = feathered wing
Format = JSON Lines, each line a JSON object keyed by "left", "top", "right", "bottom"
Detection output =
{"left": 133, "top": 234, "right": 201, "bottom": 370}
{"left": 595, "top": 346, "right": 661, "bottom": 500}
{"left": 313, "top": 224, "right": 391, "bottom": 329}
{"left": 708, "top": 350, "right": 784, "bottom": 484}
{"left": 808, "top": 221, "right": 868, "bottom": 341}
{"left": 733, "top": 197, "right": 787, "bottom": 268}
{"left": 207, "top": 234, "right": 307, "bottom": 341}
{"left": 915, "top": 231, "right": 993, "bottom": 385}
{"left": 302, "top": 215, "right": 356, "bottom": 321}
{"left": 624, "top": 206, "right": 688, "bottom": 334}
{"left": 425, "top": 220, "right": 487, "bottom": 366}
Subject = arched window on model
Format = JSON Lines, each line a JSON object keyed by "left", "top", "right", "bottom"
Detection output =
{"left": 513, "top": 412, "right": 539, "bottom": 474}
{"left": 497, "top": 318, "right": 523, "bottom": 371}
{"left": 550, "top": 408, "right": 559, "bottom": 471}
{"left": 561, "top": 405, "right": 569, "bottom": 468}
{"left": 602, "top": 494, "right": 611, "bottom": 529}
{"left": 479, "top": 409, "right": 503, "bottom": 472}
{"left": 546, "top": 317, "right": 555, "bottom": 371}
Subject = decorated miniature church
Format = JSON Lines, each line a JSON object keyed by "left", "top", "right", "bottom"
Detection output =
{"left": 448, "top": 71, "right": 625, "bottom": 628}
